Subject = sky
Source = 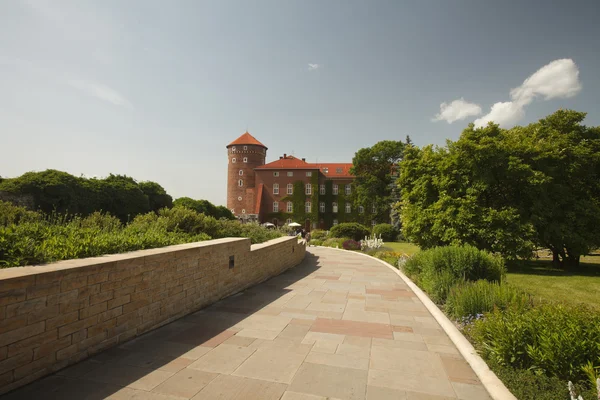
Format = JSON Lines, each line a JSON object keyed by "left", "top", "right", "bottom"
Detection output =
{"left": 1, "top": 0, "right": 599, "bottom": 206}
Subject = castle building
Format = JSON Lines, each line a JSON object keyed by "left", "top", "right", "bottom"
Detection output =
{"left": 227, "top": 132, "right": 380, "bottom": 231}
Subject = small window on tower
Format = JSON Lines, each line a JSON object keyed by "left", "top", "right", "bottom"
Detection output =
{"left": 232, "top": 158, "right": 236, "bottom": 163}
{"left": 242, "top": 209, "right": 246, "bottom": 214}
{"left": 244, "top": 146, "right": 248, "bottom": 150}
{"left": 243, "top": 157, "right": 248, "bottom": 163}
{"left": 238, "top": 179, "right": 243, "bottom": 187}
{"left": 239, "top": 170, "right": 243, "bottom": 175}
{"left": 238, "top": 196, "right": 242, "bottom": 201}
{"left": 232, "top": 147, "right": 236, "bottom": 152}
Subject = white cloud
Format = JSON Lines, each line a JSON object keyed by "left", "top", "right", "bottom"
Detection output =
{"left": 308, "top": 63, "right": 320, "bottom": 71}
{"left": 68, "top": 80, "right": 132, "bottom": 108}
{"left": 432, "top": 98, "right": 482, "bottom": 123}
{"left": 474, "top": 59, "right": 581, "bottom": 128}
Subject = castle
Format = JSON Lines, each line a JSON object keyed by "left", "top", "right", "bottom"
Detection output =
{"left": 226, "top": 132, "right": 381, "bottom": 231}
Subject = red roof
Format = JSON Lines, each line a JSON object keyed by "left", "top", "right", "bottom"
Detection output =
{"left": 227, "top": 132, "right": 267, "bottom": 149}
{"left": 256, "top": 155, "right": 354, "bottom": 178}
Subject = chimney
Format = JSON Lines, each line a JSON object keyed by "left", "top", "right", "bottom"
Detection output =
{"left": 284, "top": 153, "right": 287, "bottom": 158}
{"left": 279, "top": 156, "right": 283, "bottom": 160}
{"left": 302, "top": 158, "right": 305, "bottom": 162}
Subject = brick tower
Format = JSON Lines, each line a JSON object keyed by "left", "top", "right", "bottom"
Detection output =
{"left": 226, "top": 132, "right": 267, "bottom": 220}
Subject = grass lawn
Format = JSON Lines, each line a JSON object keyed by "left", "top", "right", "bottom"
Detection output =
{"left": 381, "top": 242, "right": 421, "bottom": 256}
{"left": 506, "top": 254, "right": 600, "bottom": 309}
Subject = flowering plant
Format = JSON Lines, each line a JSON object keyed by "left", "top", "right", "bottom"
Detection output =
{"left": 361, "top": 233, "right": 384, "bottom": 251}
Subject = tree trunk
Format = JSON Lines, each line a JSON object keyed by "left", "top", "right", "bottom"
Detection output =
{"left": 552, "top": 250, "right": 561, "bottom": 267}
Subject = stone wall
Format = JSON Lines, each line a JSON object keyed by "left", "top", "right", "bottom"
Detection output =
{"left": 0, "top": 236, "right": 305, "bottom": 394}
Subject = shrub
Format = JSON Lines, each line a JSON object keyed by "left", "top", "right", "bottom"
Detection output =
{"left": 372, "top": 251, "right": 404, "bottom": 267}
{"left": 466, "top": 303, "right": 600, "bottom": 384}
{"left": 361, "top": 233, "right": 384, "bottom": 251}
{"left": 372, "top": 223, "right": 396, "bottom": 241}
{"left": 0, "top": 200, "right": 41, "bottom": 226}
{"left": 402, "top": 245, "right": 505, "bottom": 303}
{"left": 322, "top": 237, "right": 350, "bottom": 248}
{"left": 329, "top": 223, "right": 370, "bottom": 241}
{"left": 342, "top": 239, "right": 361, "bottom": 250}
{"left": 310, "top": 239, "right": 323, "bottom": 246}
{"left": 310, "top": 229, "right": 328, "bottom": 240}
{"left": 445, "top": 280, "right": 532, "bottom": 319}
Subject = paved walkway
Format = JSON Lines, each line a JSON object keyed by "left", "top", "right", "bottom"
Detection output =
{"left": 4, "top": 247, "right": 491, "bottom": 400}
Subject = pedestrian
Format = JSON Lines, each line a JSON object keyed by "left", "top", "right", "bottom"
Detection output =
{"left": 306, "top": 231, "right": 311, "bottom": 246}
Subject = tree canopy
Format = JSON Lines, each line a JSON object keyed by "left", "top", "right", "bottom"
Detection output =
{"left": 398, "top": 109, "right": 600, "bottom": 267}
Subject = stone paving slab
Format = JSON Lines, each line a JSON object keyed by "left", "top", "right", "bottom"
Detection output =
{"left": 3, "top": 247, "right": 491, "bottom": 400}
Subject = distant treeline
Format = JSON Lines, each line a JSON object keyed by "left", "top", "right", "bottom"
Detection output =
{"left": 0, "top": 169, "right": 233, "bottom": 222}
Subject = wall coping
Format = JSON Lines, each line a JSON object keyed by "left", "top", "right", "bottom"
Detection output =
{"left": 0, "top": 236, "right": 299, "bottom": 281}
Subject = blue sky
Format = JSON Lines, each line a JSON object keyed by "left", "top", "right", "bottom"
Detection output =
{"left": 1, "top": 0, "right": 599, "bottom": 205}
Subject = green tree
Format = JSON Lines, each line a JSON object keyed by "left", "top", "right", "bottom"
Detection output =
{"left": 138, "top": 181, "right": 173, "bottom": 212}
{"left": 350, "top": 140, "right": 404, "bottom": 223}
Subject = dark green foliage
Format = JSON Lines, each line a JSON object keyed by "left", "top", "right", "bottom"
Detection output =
{"left": 309, "top": 229, "right": 328, "bottom": 240}
{"left": 402, "top": 245, "right": 505, "bottom": 303}
{"left": 215, "top": 205, "right": 235, "bottom": 220}
{"left": 172, "top": 197, "right": 234, "bottom": 220}
{"left": 322, "top": 237, "right": 351, "bottom": 248}
{"left": 445, "top": 280, "right": 532, "bottom": 319}
{"left": 342, "top": 239, "right": 360, "bottom": 250}
{"left": 372, "top": 223, "right": 396, "bottom": 241}
{"left": 329, "top": 222, "right": 370, "bottom": 241}
{"left": 466, "top": 303, "right": 600, "bottom": 384}
{"left": 138, "top": 181, "right": 173, "bottom": 212}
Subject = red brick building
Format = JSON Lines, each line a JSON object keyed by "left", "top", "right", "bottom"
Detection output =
{"left": 227, "top": 132, "right": 378, "bottom": 231}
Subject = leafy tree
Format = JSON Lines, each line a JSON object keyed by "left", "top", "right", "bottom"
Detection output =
{"left": 138, "top": 181, "right": 173, "bottom": 212}
{"left": 172, "top": 197, "right": 232, "bottom": 220}
{"left": 215, "top": 205, "right": 235, "bottom": 220}
{"left": 350, "top": 140, "right": 404, "bottom": 223}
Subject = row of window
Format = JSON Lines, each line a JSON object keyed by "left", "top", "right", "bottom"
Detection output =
{"left": 272, "top": 183, "right": 351, "bottom": 195}
{"left": 231, "top": 146, "right": 266, "bottom": 153}
{"left": 231, "top": 157, "right": 248, "bottom": 163}
{"left": 273, "top": 202, "right": 376, "bottom": 214}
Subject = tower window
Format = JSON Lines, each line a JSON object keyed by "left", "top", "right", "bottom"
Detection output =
{"left": 243, "top": 146, "right": 247, "bottom": 150}
{"left": 242, "top": 209, "right": 246, "bottom": 214}
{"left": 243, "top": 157, "right": 248, "bottom": 163}
{"left": 239, "top": 170, "right": 243, "bottom": 175}
{"left": 273, "top": 183, "right": 279, "bottom": 195}
{"left": 273, "top": 202, "right": 279, "bottom": 212}
{"left": 232, "top": 158, "right": 236, "bottom": 163}
{"left": 238, "top": 196, "right": 242, "bottom": 201}
{"left": 238, "top": 179, "right": 243, "bottom": 187}
{"left": 232, "top": 147, "right": 236, "bottom": 151}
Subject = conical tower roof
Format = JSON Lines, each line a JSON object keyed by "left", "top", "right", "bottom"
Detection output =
{"left": 226, "top": 132, "right": 267, "bottom": 149}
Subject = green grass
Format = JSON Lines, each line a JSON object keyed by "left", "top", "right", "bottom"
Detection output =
{"left": 380, "top": 242, "right": 420, "bottom": 256}
{"left": 506, "top": 254, "right": 600, "bottom": 309}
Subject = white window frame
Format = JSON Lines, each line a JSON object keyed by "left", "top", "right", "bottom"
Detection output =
{"left": 287, "top": 183, "right": 293, "bottom": 195}
{"left": 320, "top": 184, "right": 325, "bottom": 195}
{"left": 336, "top": 167, "right": 343, "bottom": 174}
{"left": 345, "top": 184, "right": 351, "bottom": 195}
{"left": 372, "top": 220, "right": 376, "bottom": 227}
{"left": 243, "top": 146, "right": 247, "bottom": 150}
{"left": 232, "top": 158, "right": 236, "bottom": 163}
{"left": 345, "top": 203, "right": 351, "bottom": 213}
{"left": 232, "top": 146, "right": 236, "bottom": 151}
{"left": 305, "top": 183, "right": 311, "bottom": 195}
{"left": 287, "top": 171, "right": 293, "bottom": 177}
{"left": 287, "top": 202, "right": 293, "bottom": 213}
{"left": 238, "top": 179, "right": 243, "bottom": 187}
{"left": 243, "top": 157, "right": 248, "bottom": 163}
{"left": 305, "top": 202, "right": 311, "bottom": 213}
{"left": 273, "top": 202, "right": 279, "bottom": 212}
{"left": 273, "top": 171, "right": 279, "bottom": 177}
{"left": 319, "top": 202, "right": 325, "bottom": 213}
{"left": 306, "top": 171, "right": 312, "bottom": 177}
{"left": 238, "top": 196, "right": 242, "bottom": 201}
{"left": 273, "top": 183, "right": 279, "bottom": 195}
{"left": 333, "top": 184, "right": 338, "bottom": 195}
{"left": 332, "top": 202, "right": 338, "bottom": 213}
{"left": 242, "top": 209, "right": 246, "bottom": 214}
{"left": 333, "top": 219, "right": 338, "bottom": 226}
{"left": 358, "top": 205, "right": 364, "bottom": 214}
{"left": 239, "top": 170, "right": 243, "bottom": 176}
{"left": 286, "top": 218, "right": 292, "bottom": 224}
{"left": 372, "top": 204, "right": 376, "bottom": 214}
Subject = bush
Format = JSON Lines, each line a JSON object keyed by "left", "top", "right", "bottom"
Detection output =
{"left": 372, "top": 251, "right": 404, "bottom": 267}
{"left": 322, "top": 237, "right": 350, "bottom": 248}
{"left": 445, "top": 280, "right": 532, "bottom": 319}
{"left": 329, "top": 222, "right": 370, "bottom": 241}
{"left": 466, "top": 303, "right": 600, "bottom": 384}
{"left": 372, "top": 223, "right": 396, "bottom": 241}
{"left": 402, "top": 245, "right": 505, "bottom": 303}
{"left": 342, "top": 239, "right": 361, "bottom": 250}
{"left": 310, "top": 239, "right": 323, "bottom": 246}
{"left": 310, "top": 229, "right": 328, "bottom": 240}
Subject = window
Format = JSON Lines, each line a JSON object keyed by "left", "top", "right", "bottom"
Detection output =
{"left": 232, "top": 146, "right": 236, "bottom": 151}
{"left": 287, "top": 183, "right": 293, "bottom": 195}
{"left": 332, "top": 202, "right": 338, "bottom": 213}
{"left": 345, "top": 203, "right": 351, "bottom": 213}
{"left": 239, "top": 170, "right": 243, "bottom": 176}
{"left": 372, "top": 220, "right": 376, "bottom": 227}
{"left": 305, "top": 202, "right": 311, "bottom": 213}
{"left": 238, "top": 179, "right": 243, "bottom": 187}
{"left": 287, "top": 171, "right": 293, "bottom": 177}
{"left": 273, "top": 171, "right": 279, "bottom": 177}
{"left": 237, "top": 196, "right": 242, "bottom": 201}
{"left": 306, "top": 171, "right": 312, "bottom": 177}
{"left": 273, "top": 183, "right": 279, "bottom": 195}
{"left": 320, "top": 184, "right": 325, "bottom": 195}
{"left": 336, "top": 167, "right": 343, "bottom": 174}
{"left": 232, "top": 158, "right": 236, "bottom": 163}
{"left": 323, "top": 168, "right": 329, "bottom": 174}
{"left": 243, "top": 146, "right": 247, "bottom": 150}
{"left": 372, "top": 204, "right": 376, "bottom": 214}
{"left": 243, "top": 157, "right": 248, "bottom": 163}
{"left": 345, "top": 184, "right": 351, "bottom": 195}
{"left": 333, "top": 219, "right": 338, "bottom": 226}
{"left": 333, "top": 184, "right": 338, "bottom": 195}
{"left": 287, "top": 202, "right": 293, "bottom": 212}
{"left": 319, "top": 202, "right": 325, "bottom": 213}
{"left": 242, "top": 209, "right": 246, "bottom": 214}
{"left": 230, "top": 209, "right": 235, "bottom": 213}
{"left": 286, "top": 218, "right": 292, "bottom": 224}
{"left": 273, "top": 202, "right": 279, "bottom": 212}
{"left": 305, "top": 183, "right": 312, "bottom": 195}
{"left": 358, "top": 205, "right": 364, "bottom": 214}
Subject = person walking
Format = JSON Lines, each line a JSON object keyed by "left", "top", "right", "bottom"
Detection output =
{"left": 305, "top": 230, "right": 311, "bottom": 246}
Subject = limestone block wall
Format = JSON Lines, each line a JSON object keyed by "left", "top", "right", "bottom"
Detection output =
{"left": 0, "top": 236, "right": 305, "bottom": 394}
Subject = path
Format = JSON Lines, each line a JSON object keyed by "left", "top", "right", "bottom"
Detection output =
{"left": 4, "top": 247, "right": 491, "bottom": 400}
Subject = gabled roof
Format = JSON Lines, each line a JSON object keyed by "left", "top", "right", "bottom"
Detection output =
{"left": 256, "top": 156, "right": 354, "bottom": 178}
{"left": 227, "top": 132, "right": 267, "bottom": 149}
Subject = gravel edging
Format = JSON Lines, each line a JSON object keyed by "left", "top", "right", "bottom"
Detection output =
{"left": 310, "top": 245, "right": 517, "bottom": 400}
